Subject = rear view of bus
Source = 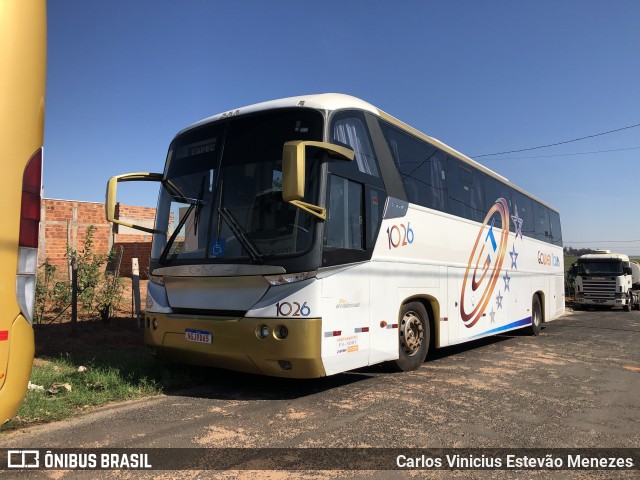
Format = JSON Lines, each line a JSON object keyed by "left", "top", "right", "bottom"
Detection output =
{"left": 0, "top": 0, "right": 46, "bottom": 423}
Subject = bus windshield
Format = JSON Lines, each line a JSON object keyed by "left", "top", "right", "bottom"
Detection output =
{"left": 578, "top": 260, "right": 623, "bottom": 275}
{"left": 153, "top": 109, "right": 324, "bottom": 263}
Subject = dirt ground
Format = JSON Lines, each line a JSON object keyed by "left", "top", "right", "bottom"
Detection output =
{"left": 34, "top": 278, "right": 148, "bottom": 359}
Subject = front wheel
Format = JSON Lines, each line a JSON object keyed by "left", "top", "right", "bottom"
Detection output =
{"left": 623, "top": 293, "right": 631, "bottom": 312}
{"left": 528, "top": 295, "right": 542, "bottom": 336}
{"left": 394, "top": 302, "right": 430, "bottom": 372}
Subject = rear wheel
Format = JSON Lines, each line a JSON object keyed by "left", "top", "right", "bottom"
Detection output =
{"left": 528, "top": 295, "right": 542, "bottom": 336}
{"left": 394, "top": 302, "right": 430, "bottom": 372}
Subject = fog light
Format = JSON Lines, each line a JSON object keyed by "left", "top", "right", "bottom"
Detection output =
{"left": 278, "top": 326, "right": 289, "bottom": 339}
{"left": 259, "top": 325, "right": 270, "bottom": 339}
{"left": 278, "top": 360, "right": 292, "bottom": 371}
{"left": 152, "top": 318, "right": 158, "bottom": 330}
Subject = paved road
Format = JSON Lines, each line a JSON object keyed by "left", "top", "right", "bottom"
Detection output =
{"left": 1, "top": 308, "right": 639, "bottom": 478}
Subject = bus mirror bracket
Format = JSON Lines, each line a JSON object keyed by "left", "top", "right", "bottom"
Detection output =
{"left": 105, "top": 172, "right": 163, "bottom": 234}
{"left": 282, "top": 140, "right": 355, "bottom": 221}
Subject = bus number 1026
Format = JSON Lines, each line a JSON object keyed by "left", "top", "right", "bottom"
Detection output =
{"left": 387, "top": 223, "right": 414, "bottom": 249}
{"left": 276, "top": 301, "right": 311, "bottom": 317}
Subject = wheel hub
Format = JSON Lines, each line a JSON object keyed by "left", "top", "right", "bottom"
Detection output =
{"left": 401, "top": 311, "right": 424, "bottom": 356}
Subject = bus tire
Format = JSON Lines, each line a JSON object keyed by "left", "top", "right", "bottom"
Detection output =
{"left": 394, "top": 302, "right": 430, "bottom": 372}
{"left": 529, "top": 295, "right": 542, "bottom": 336}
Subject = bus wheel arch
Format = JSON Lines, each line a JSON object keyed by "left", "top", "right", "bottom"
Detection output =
{"left": 393, "top": 297, "right": 436, "bottom": 372}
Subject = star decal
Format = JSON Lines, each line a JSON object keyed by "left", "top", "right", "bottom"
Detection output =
{"left": 510, "top": 244, "right": 519, "bottom": 269}
{"left": 496, "top": 290, "right": 504, "bottom": 309}
{"left": 503, "top": 270, "right": 511, "bottom": 292}
{"left": 511, "top": 204, "right": 523, "bottom": 240}
{"left": 489, "top": 307, "right": 496, "bottom": 324}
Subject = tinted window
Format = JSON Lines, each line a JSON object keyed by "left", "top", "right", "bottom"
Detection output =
{"left": 379, "top": 122, "right": 448, "bottom": 212}
{"left": 367, "top": 187, "right": 386, "bottom": 249}
{"left": 533, "top": 201, "right": 551, "bottom": 241}
{"left": 332, "top": 115, "right": 380, "bottom": 177}
{"left": 549, "top": 210, "right": 563, "bottom": 246}
{"left": 324, "top": 175, "right": 363, "bottom": 251}
{"left": 156, "top": 109, "right": 324, "bottom": 262}
{"left": 447, "top": 157, "right": 485, "bottom": 222}
{"left": 510, "top": 189, "right": 535, "bottom": 238}
{"left": 484, "top": 175, "right": 512, "bottom": 229}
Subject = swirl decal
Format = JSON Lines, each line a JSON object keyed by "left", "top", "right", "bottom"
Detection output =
{"left": 460, "top": 198, "right": 510, "bottom": 328}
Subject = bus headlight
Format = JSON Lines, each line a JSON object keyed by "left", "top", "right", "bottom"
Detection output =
{"left": 265, "top": 271, "right": 316, "bottom": 286}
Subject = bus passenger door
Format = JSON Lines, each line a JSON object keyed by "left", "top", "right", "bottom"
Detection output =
{"left": 320, "top": 174, "right": 371, "bottom": 375}
{"left": 320, "top": 263, "right": 370, "bottom": 375}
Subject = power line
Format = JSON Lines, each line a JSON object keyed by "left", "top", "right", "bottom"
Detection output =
{"left": 484, "top": 146, "right": 640, "bottom": 161}
{"left": 474, "top": 122, "right": 640, "bottom": 158}
{"left": 565, "top": 240, "right": 640, "bottom": 244}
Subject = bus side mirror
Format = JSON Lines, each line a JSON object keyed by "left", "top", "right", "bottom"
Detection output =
{"left": 282, "top": 140, "right": 354, "bottom": 220}
{"left": 105, "top": 172, "right": 163, "bottom": 234}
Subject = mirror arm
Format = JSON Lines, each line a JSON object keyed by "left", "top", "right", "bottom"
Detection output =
{"left": 105, "top": 172, "right": 163, "bottom": 234}
{"left": 290, "top": 200, "right": 326, "bottom": 221}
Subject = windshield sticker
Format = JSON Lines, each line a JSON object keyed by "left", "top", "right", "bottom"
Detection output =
{"left": 210, "top": 238, "right": 226, "bottom": 257}
{"left": 176, "top": 138, "right": 218, "bottom": 160}
{"left": 272, "top": 170, "right": 282, "bottom": 190}
{"left": 294, "top": 121, "right": 309, "bottom": 133}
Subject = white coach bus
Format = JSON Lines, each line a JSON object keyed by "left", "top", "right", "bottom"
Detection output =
{"left": 106, "top": 94, "right": 564, "bottom": 377}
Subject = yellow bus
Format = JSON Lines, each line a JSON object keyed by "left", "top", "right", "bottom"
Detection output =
{"left": 0, "top": 0, "right": 47, "bottom": 423}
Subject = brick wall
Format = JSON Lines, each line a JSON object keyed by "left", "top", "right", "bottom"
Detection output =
{"left": 112, "top": 242, "right": 153, "bottom": 278}
{"left": 40, "top": 199, "right": 156, "bottom": 279}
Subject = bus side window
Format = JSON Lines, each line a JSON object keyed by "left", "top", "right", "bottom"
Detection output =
{"left": 484, "top": 175, "right": 511, "bottom": 229}
{"left": 533, "top": 201, "right": 551, "bottom": 242}
{"left": 549, "top": 210, "right": 562, "bottom": 246}
{"left": 332, "top": 116, "right": 380, "bottom": 177}
{"left": 378, "top": 120, "right": 448, "bottom": 212}
{"left": 510, "top": 189, "right": 535, "bottom": 238}
{"left": 324, "top": 175, "right": 363, "bottom": 251}
{"left": 447, "top": 157, "right": 485, "bottom": 223}
{"left": 366, "top": 186, "right": 386, "bottom": 249}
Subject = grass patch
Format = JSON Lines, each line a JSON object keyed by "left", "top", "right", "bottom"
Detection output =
{"left": 1, "top": 318, "right": 212, "bottom": 432}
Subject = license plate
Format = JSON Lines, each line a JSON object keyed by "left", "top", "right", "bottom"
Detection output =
{"left": 185, "top": 329, "right": 212, "bottom": 344}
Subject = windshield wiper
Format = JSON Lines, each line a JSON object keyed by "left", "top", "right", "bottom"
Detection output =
{"left": 160, "top": 202, "right": 196, "bottom": 264}
{"left": 159, "top": 176, "right": 206, "bottom": 263}
{"left": 218, "top": 207, "right": 263, "bottom": 263}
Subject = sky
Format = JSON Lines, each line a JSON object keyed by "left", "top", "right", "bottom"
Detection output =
{"left": 44, "top": 1, "right": 640, "bottom": 255}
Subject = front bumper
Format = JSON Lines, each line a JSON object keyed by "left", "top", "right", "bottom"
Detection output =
{"left": 144, "top": 312, "right": 325, "bottom": 378}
